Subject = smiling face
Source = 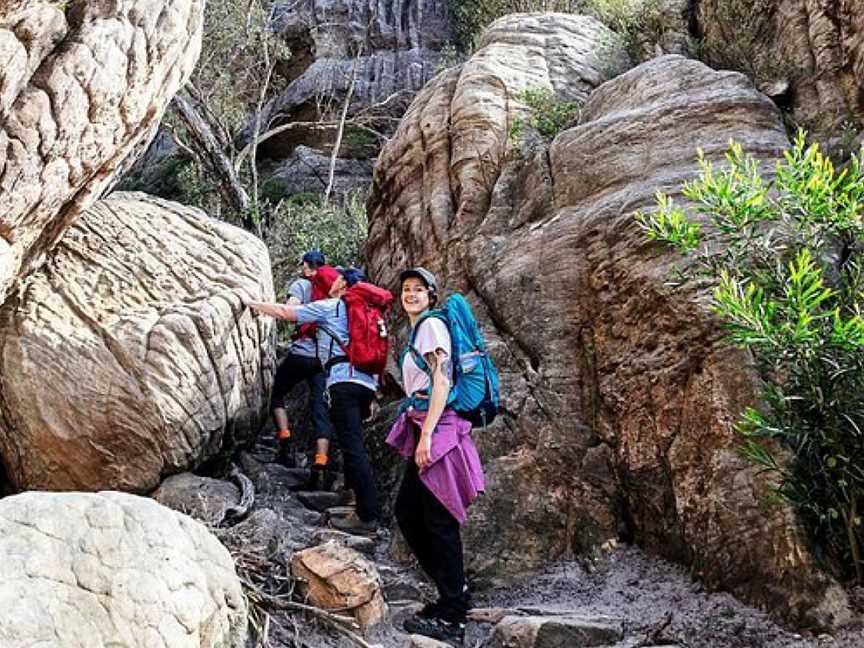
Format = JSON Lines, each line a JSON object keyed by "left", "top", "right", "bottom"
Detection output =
{"left": 401, "top": 276, "right": 431, "bottom": 321}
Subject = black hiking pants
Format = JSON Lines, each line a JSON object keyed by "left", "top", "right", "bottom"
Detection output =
{"left": 270, "top": 353, "right": 333, "bottom": 441}
{"left": 328, "top": 381, "right": 379, "bottom": 521}
{"left": 395, "top": 455, "right": 468, "bottom": 623}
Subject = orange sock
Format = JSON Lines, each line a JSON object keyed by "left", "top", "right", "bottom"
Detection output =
{"left": 277, "top": 428, "right": 291, "bottom": 440}
{"left": 313, "top": 453, "right": 328, "bottom": 467}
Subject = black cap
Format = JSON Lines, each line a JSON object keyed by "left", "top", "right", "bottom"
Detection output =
{"left": 399, "top": 267, "right": 438, "bottom": 292}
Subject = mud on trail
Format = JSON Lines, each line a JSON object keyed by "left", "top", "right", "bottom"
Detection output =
{"left": 468, "top": 547, "right": 864, "bottom": 648}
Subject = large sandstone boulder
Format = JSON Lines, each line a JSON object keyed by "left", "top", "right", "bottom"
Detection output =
{"left": 695, "top": 0, "right": 864, "bottom": 132}
{"left": 0, "top": 491, "right": 247, "bottom": 647}
{"left": 0, "top": 193, "right": 275, "bottom": 492}
{"left": 0, "top": 0, "right": 205, "bottom": 303}
{"left": 366, "top": 11, "right": 850, "bottom": 627}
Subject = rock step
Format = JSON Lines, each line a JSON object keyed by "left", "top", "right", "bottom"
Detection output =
{"left": 486, "top": 614, "right": 625, "bottom": 648}
{"left": 296, "top": 490, "right": 342, "bottom": 512}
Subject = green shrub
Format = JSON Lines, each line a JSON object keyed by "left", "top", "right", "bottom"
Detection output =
{"left": 449, "top": 0, "right": 663, "bottom": 58}
{"left": 635, "top": 133, "right": 864, "bottom": 581}
{"left": 268, "top": 191, "right": 369, "bottom": 298}
{"left": 509, "top": 87, "right": 581, "bottom": 141}
{"left": 694, "top": 0, "right": 801, "bottom": 83}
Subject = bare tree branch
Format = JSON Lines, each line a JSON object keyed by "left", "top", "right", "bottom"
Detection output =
{"left": 171, "top": 91, "right": 253, "bottom": 226}
{"left": 323, "top": 49, "right": 362, "bottom": 205}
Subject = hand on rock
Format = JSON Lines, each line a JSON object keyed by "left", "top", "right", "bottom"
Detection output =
{"left": 235, "top": 288, "right": 254, "bottom": 308}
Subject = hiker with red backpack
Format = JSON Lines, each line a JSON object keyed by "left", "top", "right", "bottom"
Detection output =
{"left": 387, "top": 267, "right": 498, "bottom": 645}
{"left": 269, "top": 251, "right": 337, "bottom": 470}
{"left": 242, "top": 266, "right": 394, "bottom": 534}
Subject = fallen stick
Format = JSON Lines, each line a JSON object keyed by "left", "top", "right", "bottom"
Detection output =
{"left": 224, "top": 462, "right": 255, "bottom": 522}
{"left": 253, "top": 590, "right": 384, "bottom": 648}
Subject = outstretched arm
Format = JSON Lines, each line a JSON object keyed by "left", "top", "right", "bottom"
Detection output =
{"left": 242, "top": 297, "right": 300, "bottom": 321}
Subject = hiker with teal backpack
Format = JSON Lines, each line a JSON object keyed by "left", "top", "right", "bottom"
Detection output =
{"left": 387, "top": 267, "right": 499, "bottom": 645}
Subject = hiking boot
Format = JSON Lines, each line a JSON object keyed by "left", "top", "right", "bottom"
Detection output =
{"left": 403, "top": 614, "right": 465, "bottom": 645}
{"left": 277, "top": 440, "right": 296, "bottom": 467}
{"left": 337, "top": 488, "right": 356, "bottom": 507}
{"left": 329, "top": 511, "right": 380, "bottom": 537}
{"left": 418, "top": 601, "right": 441, "bottom": 619}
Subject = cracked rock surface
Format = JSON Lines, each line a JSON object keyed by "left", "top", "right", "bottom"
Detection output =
{"left": 695, "top": 0, "right": 864, "bottom": 130}
{"left": 246, "top": 0, "right": 452, "bottom": 198}
{"left": 0, "top": 0, "right": 204, "bottom": 303}
{"left": 366, "top": 11, "right": 850, "bottom": 628}
{"left": 0, "top": 193, "right": 275, "bottom": 492}
{"left": 0, "top": 490, "right": 247, "bottom": 648}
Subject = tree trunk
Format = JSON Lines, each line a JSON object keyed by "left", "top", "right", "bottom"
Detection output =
{"left": 171, "top": 92, "right": 254, "bottom": 228}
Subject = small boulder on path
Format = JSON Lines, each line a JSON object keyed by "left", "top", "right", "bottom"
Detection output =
{"left": 290, "top": 540, "right": 388, "bottom": 632}
{"left": 152, "top": 472, "right": 240, "bottom": 526}
{"left": 487, "top": 614, "right": 624, "bottom": 648}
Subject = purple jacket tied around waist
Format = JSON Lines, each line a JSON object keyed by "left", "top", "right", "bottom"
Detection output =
{"left": 386, "top": 408, "right": 485, "bottom": 524}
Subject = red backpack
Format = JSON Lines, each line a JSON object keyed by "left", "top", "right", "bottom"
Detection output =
{"left": 325, "top": 282, "right": 394, "bottom": 376}
{"left": 292, "top": 265, "right": 339, "bottom": 343}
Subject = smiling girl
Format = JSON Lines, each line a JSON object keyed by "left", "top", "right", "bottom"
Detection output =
{"left": 386, "top": 267, "right": 485, "bottom": 645}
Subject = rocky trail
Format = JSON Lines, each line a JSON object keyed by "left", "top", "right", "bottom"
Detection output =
{"left": 174, "top": 429, "right": 864, "bottom": 648}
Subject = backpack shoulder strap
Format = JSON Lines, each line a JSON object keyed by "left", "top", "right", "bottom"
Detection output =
{"left": 401, "top": 310, "right": 448, "bottom": 375}
{"left": 316, "top": 298, "right": 348, "bottom": 357}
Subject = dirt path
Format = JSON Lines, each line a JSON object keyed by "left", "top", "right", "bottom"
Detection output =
{"left": 231, "top": 439, "right": 862, "bottom": 648}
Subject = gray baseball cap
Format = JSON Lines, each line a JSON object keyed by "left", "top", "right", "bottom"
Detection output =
{"left": 399, "top": 267, "right": 438, "bottom": 292}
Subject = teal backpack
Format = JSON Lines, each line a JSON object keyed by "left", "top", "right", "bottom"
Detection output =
{"left": 400, "top": 294, "right": 500, "bottom": 428}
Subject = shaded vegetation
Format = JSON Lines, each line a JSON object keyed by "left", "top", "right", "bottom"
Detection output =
{"left": 636, "top": 133, "right": 864, "bottom": 582}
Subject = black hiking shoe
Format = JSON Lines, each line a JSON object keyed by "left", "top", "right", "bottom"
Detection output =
{"left": 418, "top": 601, "right": 441, "bottom": 619}
{"left": 329, "top": 512, "right": 381, "bottom": 537}
{"left": 403, "top": 614, "right": 465, "bottom": 645}
{"left": 292, "top": 464, "right": 331, "bottom": 492}
{"left": 277, "top": 440, "right": 296, "bottom": 467}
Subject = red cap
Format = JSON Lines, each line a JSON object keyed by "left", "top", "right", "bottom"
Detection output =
{"left": 310, "top": 265, "right": 339, "bottom": 300}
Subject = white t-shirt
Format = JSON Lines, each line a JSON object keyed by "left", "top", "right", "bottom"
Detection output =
{"left": 402, "top": 318, "right": 452, "bottom": 397}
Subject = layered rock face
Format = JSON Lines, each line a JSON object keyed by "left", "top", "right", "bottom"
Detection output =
{"left": 0, "top": 491, "right": 247, "bottom": 648}
{"left": 366, "top": 12, "right": 849, "bottom": 627}
{"left": 0, "top": 0, "right": 205, "bottom": 304}
{"left": 251, "top": 0, "right": 453, "bottom": 197}
{"left": 695, "top": 0, "right": 864, "bottom": 131}
{"left": 0, "top": 194, "right": 274, "bottom": 492}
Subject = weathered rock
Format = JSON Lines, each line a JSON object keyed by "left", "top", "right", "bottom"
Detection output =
{"left": 0, "top": 0, "right": 205, "bottom": 303}
{"left": 152, "top": 472, "right": 241, "bottom": 526}
{"left": 291, "top": 540, "right": 388, "bottom": 632}
{"left": 240, "top": 0, "right": 452, "bottom": 199}
{"left": 298, "top": 490, "right": 344, "bottom": 511}
{"left": 311, "top": 527, "right": 377, "bottom": 556}
{"left": 0, "top": 490, "right": 247, "bottom": 647}
{"left": 487, "top": 615, "right": 624, "bottom": 648}
{"left": 0, "top": 193, "right": 275, "bottom": 492}
{"left": 261, "top": 145, "right": 374, "bottom": 199}
{"left": 409, "top": 636, "right": 452, "bottom": 648}
{"left": 366, "top": 9, "right": 850, "bottom": 626}
{"left": 239, "top": 452, "right": 311, "bottom": 494}
{"left": 695, "top": 0, "right": 864, "bottom": 131}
